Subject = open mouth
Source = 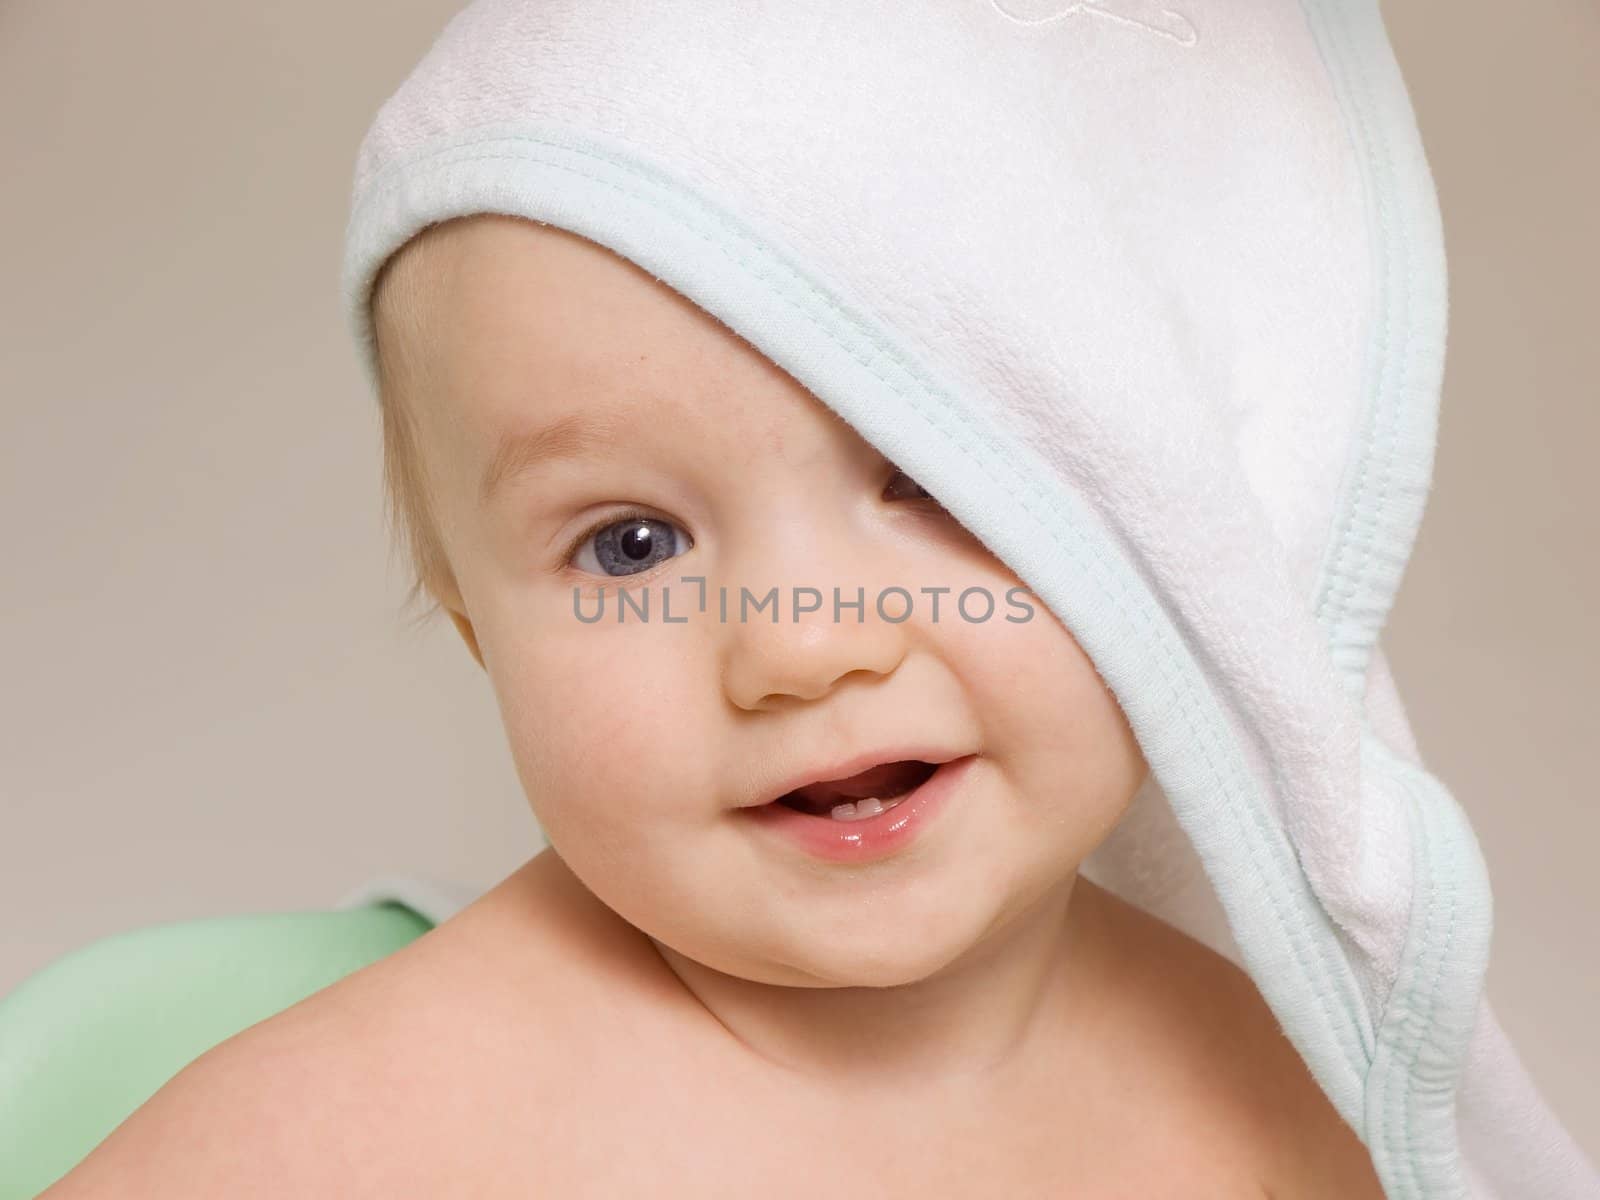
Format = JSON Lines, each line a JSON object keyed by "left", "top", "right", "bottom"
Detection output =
{"left": 772, "top": 759, "right": 941, "bottom": 822}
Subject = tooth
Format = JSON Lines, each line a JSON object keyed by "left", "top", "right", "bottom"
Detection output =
{"left": 826, "top": 795, "right": 901, "bottom": 822}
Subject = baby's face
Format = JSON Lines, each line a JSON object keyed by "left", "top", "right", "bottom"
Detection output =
{"left": 394, "top": 215, "right": 1148, "bottom": 988}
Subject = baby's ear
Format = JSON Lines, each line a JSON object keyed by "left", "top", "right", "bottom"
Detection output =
{"left": 447, "top": 607, "right": 486, "bottom": 672}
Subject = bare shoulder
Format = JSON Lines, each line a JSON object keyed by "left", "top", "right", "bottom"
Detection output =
{"left": 41, "top": 855, "right": 602, "bottom": 1198}
{"left": 36, "top": 984, "right": 394, "bottom": 1198}
{"left": 1081, "top": 880, "right": 1387, "bottom": 1200}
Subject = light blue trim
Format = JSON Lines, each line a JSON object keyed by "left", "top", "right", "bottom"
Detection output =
{"left": 1297, "top": 0, "right": 1494, "bottom": 1193}
{"left": 1363, "top": 732, "right": 1493, "bottom": 1200}
{"left": 342, "top": 120, "right": 1376, "bottom": 1117}
{"left": 1303, "top": 0, "right": 1449, "bottom": 704}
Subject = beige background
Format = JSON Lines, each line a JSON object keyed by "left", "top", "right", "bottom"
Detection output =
{"left": 2, "top": 0, "right": 1595, "bottom": 1160}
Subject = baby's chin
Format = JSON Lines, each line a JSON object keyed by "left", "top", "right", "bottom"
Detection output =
{"left": 633, "top": 864, "right": 1087, "bottom": 989}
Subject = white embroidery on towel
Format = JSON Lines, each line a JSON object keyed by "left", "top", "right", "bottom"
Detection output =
{"left": 988, "top": 0, "right": 1199, "bottom": 47}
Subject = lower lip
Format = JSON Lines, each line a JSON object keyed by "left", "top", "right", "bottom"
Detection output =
{"left": 738, "top": 754, "right": 976, "bottom": 864}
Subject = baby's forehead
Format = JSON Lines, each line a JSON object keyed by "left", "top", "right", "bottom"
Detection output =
{"left": 396, "top": 216, "right": 701, "bottom": 336}
{"left": 391, "top": 231, "right": 736, "bottom": 390}
{"left": 377, "top": 219, "right": 877, "bottom": 486}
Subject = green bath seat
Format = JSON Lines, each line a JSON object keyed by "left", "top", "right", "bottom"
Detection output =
{"left": 0, "top": 900, "right": 437, "bottom": 1199}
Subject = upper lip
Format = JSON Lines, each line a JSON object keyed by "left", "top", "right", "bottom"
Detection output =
{"left": 743, "top": 747, "right": 970, "bottom": 809}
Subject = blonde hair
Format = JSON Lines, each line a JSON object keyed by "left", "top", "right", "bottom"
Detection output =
{"left": 367, "top": 220, "right": 467, "bottom": 635}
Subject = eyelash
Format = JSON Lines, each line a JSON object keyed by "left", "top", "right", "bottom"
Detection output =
{"left": 559, "top": 469, "right": 942, "bottom": 576}
{"left": 560, "top": 506, "right": 672, "bottom": 575}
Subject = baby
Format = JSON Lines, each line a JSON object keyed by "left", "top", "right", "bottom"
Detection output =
{"left": 44, "top": 214, "right": 1387, "bottom": 1197}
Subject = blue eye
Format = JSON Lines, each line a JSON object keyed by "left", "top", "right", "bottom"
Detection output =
{"left": 566, "top": 510, "right": 692, "bottom": 578}
{"left": 564, "top": 472, "right": 938, "bottom": 581}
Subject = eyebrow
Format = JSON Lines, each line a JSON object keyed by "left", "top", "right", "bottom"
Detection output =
{"left": 477, "top": 411, "right": 622, "bottom": 509}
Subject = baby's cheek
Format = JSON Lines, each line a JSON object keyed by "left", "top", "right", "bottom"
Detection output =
{"left": 514, "top": 627, "right": 701, "bottom": 791}
{"left": 952, "top": 596, "right": 1089, "bottom": 708}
